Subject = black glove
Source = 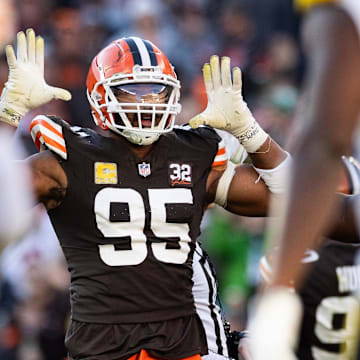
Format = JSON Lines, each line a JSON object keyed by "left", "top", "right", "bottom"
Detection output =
{"left": 224, "top": 321, "right": 248, "bottom": 360}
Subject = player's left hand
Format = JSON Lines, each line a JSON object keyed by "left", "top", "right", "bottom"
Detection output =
{"left": 248, "top": 287, "right": 303, "bottom": 360}
{"left": 189, "top": 56, "right": 268, "bottom": 153}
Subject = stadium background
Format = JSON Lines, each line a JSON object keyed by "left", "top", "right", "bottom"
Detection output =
{"left": 0, "top": 0, "right": 302, "bottom": 359}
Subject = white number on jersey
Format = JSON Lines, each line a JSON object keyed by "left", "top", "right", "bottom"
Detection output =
{"left": 95, "top": 187, "right": 193, "bottom": 266}
{"left": 312, "top": 295, "right": 360, "bottom": 359}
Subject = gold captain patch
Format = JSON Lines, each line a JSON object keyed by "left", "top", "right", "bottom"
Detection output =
{"left": 94, "top": 162, "right": 118, "bottom": 184}
{"left": 295, "top": 0, "right": 337, "bottom": 12}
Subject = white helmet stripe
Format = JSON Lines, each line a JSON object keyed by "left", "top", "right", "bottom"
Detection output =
{"left": 131, "top": 37, "right": 152, "bottom": 67}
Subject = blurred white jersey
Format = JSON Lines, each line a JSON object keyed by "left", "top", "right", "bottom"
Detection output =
{"left": 192, "top": 242, "right": 230, "bottom": 360}
{"left": 0, "top": 208, "right": 62, "bottom": 300}
{"left": 0, "top": 128, "right": 33, "bottom": 244}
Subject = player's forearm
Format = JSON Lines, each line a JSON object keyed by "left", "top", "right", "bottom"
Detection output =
{"left": 271, "top": 146, "right": 343, "bottom": 287}
{"left": 247, "top": 136, "right": 287, "bottom": 170}
{"left": 246, "top": 137, "right": 291, "bottom": 197}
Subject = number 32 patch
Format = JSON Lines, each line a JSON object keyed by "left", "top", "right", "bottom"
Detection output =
{"left": 168, "top": 162, "right": 192, "bottom": 187}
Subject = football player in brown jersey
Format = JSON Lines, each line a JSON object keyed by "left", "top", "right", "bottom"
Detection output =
{"left": 0, "top": 29, "right": 289, "bottom": 360}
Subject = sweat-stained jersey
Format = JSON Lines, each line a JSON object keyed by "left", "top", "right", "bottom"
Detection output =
{"left": 30, "top": 115, "right": 227, "bottom": 324}
{"left": 296, "top": 240, "right": 360, "bottom": 360}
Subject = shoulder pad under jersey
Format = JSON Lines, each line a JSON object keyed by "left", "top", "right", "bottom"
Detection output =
{"left": 214, "top": 129, "right": 248, "bottom": 164}
{"left": 176, "top": 124, "right": 228, "bottom": 168}
{"left": 30, "top": 115, "right": 70, "bottom": 159}
{"left": 175, "top": 123, "right": 223, "bottom": 143}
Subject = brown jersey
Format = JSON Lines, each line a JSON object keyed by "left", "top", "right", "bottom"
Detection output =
{"left": 30, "top": 115, "right": 225, "bottom": 324}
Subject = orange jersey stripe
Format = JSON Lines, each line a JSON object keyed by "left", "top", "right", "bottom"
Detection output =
{"left": 33, "top": 130, "right": 42, "bottom": 151}
{"left": 127, "top": 349, "right": 201, "bottom": 360}
{"left": 41, "top": 133, "right": 67, "bottom": 154}
{"left": 212, "top": 159, "right": 227, "bottom": 168}
{"left": 216, "top": 147, "right": 226, "bottom": 156}
{"left": 30, "top": 118, "right": 63, "bottom": 139}
{"left": 260, "top": 261, "right": 272, "bottom": 278}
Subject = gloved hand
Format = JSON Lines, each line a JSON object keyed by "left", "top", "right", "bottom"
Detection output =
{"left": 0, "top": 28, "right": 71, "bottom": 127}
{"left": 248, "top": 287, "right": 303, "bottom": 360}
{"left": 189, "top": 55, "right": 268, "bottom": 153}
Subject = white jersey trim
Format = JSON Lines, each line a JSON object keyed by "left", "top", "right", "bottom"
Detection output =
{"left": 192, "top": 242, "right": 229, "bottom": 356}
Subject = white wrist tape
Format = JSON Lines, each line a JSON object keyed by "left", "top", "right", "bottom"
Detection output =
{"left": 0, "top": 103, "right": 23, "bottom": 127}
{"left": 254, "top": 152, "right": 292, "bottom": 194}
{"left": 215, "top": 161, "right": 236, "bottom": 207}
{"left": 235, "top": 120, "right": 268, "bottom": 153}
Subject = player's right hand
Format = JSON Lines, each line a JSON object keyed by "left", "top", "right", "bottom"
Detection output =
{"left": 0, "top": 28, "right": 71, "bottom": 127}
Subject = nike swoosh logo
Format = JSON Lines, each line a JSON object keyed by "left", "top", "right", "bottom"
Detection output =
{"left": 301, "top": 249, "right": 319, "bottom": 264}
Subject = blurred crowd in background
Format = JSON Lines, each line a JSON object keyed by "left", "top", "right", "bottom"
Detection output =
{"left": 0, "top": 0, "right": 303, "bottom": 359}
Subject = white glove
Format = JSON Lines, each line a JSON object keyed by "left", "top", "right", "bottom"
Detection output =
{"left": 189, "top": 55, "right": 268, "bottom": 153}
{"left": 248, "top": 287, "right": 303, "bottom": 360}
{"left": 0, "top": 28, "right": 71, "bottom": 127}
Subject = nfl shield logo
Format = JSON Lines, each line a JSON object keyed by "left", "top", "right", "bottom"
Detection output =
{"left": 138, "top": 162, "right": 151, "bottom": 177}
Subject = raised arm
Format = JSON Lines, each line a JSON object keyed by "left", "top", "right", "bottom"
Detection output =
{"left": 199, "top": 56, "right": 289, "bottom": 216}
{"left": 0, "top": 29, "right": 71, "bottom": 209}
{"left": 0, "top": 29, "right": 71, "bottom": 127}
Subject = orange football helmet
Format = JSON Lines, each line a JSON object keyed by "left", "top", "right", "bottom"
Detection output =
{"left": 86, "top": 37, "right": 181, "bottom": 145}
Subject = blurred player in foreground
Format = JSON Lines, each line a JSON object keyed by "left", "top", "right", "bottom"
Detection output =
{"left": 260, "top": 239, "right": 360, "bottom": 359}
{"left": 257, "top": 156, "right": 360, "bottom": 359}
{"left": 0, "top": 28, "right": 289, "bottom": 359}
{"left": 0, "top": 126, "right": 33, "bottom": 245}
{"left": 249, "top": 0, "right": 360, "bottom": 358}
{"left": 0, "top": 0, "right": 31, "bottom": 246}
